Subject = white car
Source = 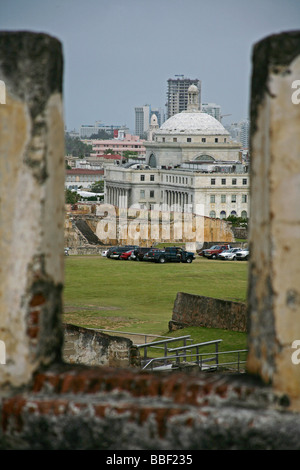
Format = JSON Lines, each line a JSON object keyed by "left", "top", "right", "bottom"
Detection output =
{"left": 235, "top": 249, "right": 250, "bottom": 261}
{"left": 217, "top": 247, "right": 241, "bottom": 260}
{"left": 101, "top": 249, "right": 108, "bottom": 257}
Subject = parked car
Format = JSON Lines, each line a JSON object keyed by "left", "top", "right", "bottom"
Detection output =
{"left": 130, "top": 247, "right": 152, "bottom": 261}
{"left": 235, "top": 249, "right": 250, "bottom": 261}
{"left": 107, "top": 245, "right": 138, "bottom": 259}
{"left": 217, "top": 247, "right": 241, "bottom": 261}
{"left": 120, "top": 249, "right": 135, "bottom": 260}
{"left": 101, "top": 249, "right": 108, "bottom": 257}
{"left": 143, "top": 248, "right": 165, "bottom": 262}
{"left": 200, "top": 244, "right": 231, "bottom": 259}
{"left": 148, "top": 246, "right": 196, "bottom": 264}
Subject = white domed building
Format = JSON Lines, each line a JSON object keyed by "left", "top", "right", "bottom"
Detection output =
{"left": 146, "top": 85, "right": 240, "bottom": 168}
{"left": 104, "top": 85, "right": 250, "bottom": 222}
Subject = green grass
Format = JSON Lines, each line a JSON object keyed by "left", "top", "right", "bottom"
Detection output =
{"left": 63, "top": 255, "right": 248, "bottom": 358}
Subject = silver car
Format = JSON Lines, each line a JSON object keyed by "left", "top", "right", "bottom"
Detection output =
{"left": 217, "top": 247, "right": 241, "bottom": 260}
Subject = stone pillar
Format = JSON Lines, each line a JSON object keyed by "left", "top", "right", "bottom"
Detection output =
{"left": 247, "top": 31, "right": 300, "bottom": 409}
{"left": 0, "top": 32, "right": 65, "bottom": 388}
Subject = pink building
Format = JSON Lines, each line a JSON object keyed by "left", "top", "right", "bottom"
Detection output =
{"left": 91, "top": 133, "right": 146, "bottom": 158}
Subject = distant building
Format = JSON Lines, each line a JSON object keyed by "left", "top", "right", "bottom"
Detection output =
{"left": 201, "top": 103, "right": 221, "bottom": 122}
{"left": 80, "top": 121, "right": 129, "bottom": 138}
{"left": 105, "top": 85, "right": 249, "bottom": 219}
{"left": 135, "top": 105, "right": 150, "bottom": 137}
{"left": 166, "top": 76, "right": 201, "bottom": 119}
{"left": 225, "top": 119, "right": 250, "bottom": 149}
{"left": 65, "top": 168, "right": 104, "bottom": 190}
{"left": 90, "top": 133, "right": 146, "bottom": 158}
{"left": 135, "top": 105, "right": 165, "bottom": 137}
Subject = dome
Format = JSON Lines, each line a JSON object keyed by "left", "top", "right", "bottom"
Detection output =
{"left": 157, "top": 111, "right": 230, "bottom": 136}
{"left": 188, "top": 84, "right": 198, "bottom": 93}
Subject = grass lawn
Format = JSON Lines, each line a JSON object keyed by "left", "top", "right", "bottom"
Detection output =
{"left": 63, "top": 254, "right": 248, "bottom": 356}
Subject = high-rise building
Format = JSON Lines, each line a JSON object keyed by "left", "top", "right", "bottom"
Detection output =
{"left": 201, "top": 103, "right": 221, "bottom": 122}
{"left": 135, "top": 105, "right": 150, "bottom": 138}
{"left": 225, "top": 119, "right": 250, "bottom": 149}
{"left": 166, "top": 76, "right": 201, "bottom": 119}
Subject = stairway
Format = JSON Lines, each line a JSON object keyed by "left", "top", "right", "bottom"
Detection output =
{"left": 74, "top": 219, "right": 103, "bottom": 245}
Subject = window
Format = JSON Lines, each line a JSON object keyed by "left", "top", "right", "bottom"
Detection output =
{"left": 150, "top": 190, "right": 154, "bottom": 198}
{"left": 140, "top": 175, "right": 145, "bottom": 181}
{"left": 232, "top": 178, "right": 237, "bottom": 185}
{"left": 210, "top": 195, "right": 215, "bottom": 203}
{"left": 209, "top": 210, "right": 216, "bottom": 218}
{"left": 162, "top": 137, "right": 165, "bottom": 142}
{"left": 221, "top": 195, "right": 226, "bottom": 203}
{"left": 215, "top": 138, "right": 218, "bottom": 143}
{"left": 140, "top": 190, "right": 145, "bottom": 198}
{"left": 187, "top": 138, "right": 191, "bottom": 143}
{"left": 150, "top": 175, "right": 155, "bottom": 181}
{"left": 231, "top": 195, "right": 237, "bottom": 203}
{"left": 211, "top": 178, "right": 216, "bottom": 185}
{"left": 202, "top": 138, "right": 206, "bottom": 143}
{"left": 242, "top": 194, "right": 247, "bottom": 203}
{"left": 221, "top": 178, "right": 226, "bottom": 185}
{"left": 220, "top": 210, "right": 226, "bottom": 219}
{"left": 241, "top": 210, "right": 248, "bottom": 219}
{"left": 243, "top": 178, "right": 247, "bottom": 185}
{"left": 173, "top": 138, "right": 177, "bottom": 142}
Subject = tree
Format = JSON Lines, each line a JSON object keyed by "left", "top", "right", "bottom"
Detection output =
{"left": 89, "top": 130, "right": 113, "bottom": 139}
{"left": 90, "top": 180, "right": 104, "bottom": 193}
{"left": 65, "top": 133, "right": 92, "bottom": 158}
{"left": 65, "top": 188, "right": 80, "bottom": 204}
{"left": 104, "top": 148, "right": 114, "bottom": 154}
{"left": 123, "top": 150, "right": 138, "bottom": 159}
{"left": 225, "top": 215, "right": 248, "bottom": 229}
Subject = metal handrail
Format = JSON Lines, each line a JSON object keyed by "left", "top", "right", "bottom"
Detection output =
{"left": 143, "top": 348, "right": 248, "bottom": 371}
{"left": 136, "top": 335, "right": 192, "bottom": 361}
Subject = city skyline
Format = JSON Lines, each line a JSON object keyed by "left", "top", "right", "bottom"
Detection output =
{"left": 0, "top": 0, "right": 299, "bottom": 133}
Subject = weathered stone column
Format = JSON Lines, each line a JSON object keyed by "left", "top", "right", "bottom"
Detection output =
{"left": 247, "top": 31, "right": 300, "bottom": 409}
{"left": 0, "top": 32, "right": 65, "bottom": 388}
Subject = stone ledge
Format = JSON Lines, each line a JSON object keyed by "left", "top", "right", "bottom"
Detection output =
{"left": 1, "top": 362, "right": 299, "bottom": 450}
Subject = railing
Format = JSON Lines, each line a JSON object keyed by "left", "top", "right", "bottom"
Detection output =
{"left": 136, "top": 335, "right": 193, "bottom": 363}
{"left": 168, "top": 339, "right": 222, "bottom": 367}
{"left": 96, "top": 328, "right": 247, "bottom": 373}
{"left": 142, "top": 342, "right": 248, "bottom": 373}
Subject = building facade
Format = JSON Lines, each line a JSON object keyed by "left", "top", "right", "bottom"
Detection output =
{"left": 65, "top": 168, "right": 104, "bottom": 190}
{"left": 80, "top": 121, "right": 129, "bottom": 138}
{"left": 90, "top": 133, "right": 146, "bottom": 158}
{"left": 104, "top": 85, "right": 249, "bottom": 219}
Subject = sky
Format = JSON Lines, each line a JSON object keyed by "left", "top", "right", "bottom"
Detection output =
{"left": 0, "top": 0, "right": 299, "bottom": 133}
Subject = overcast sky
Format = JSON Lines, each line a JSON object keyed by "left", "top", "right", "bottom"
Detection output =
{"left": 0, "top": 0, "right": 299, "bottom": 132}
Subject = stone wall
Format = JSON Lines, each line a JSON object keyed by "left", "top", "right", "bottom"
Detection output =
{"left": 169, "top": 292, "right": 247, "bottom": 332}
{"left": 63, "top": 323, "right": 140, "bottom": 368}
